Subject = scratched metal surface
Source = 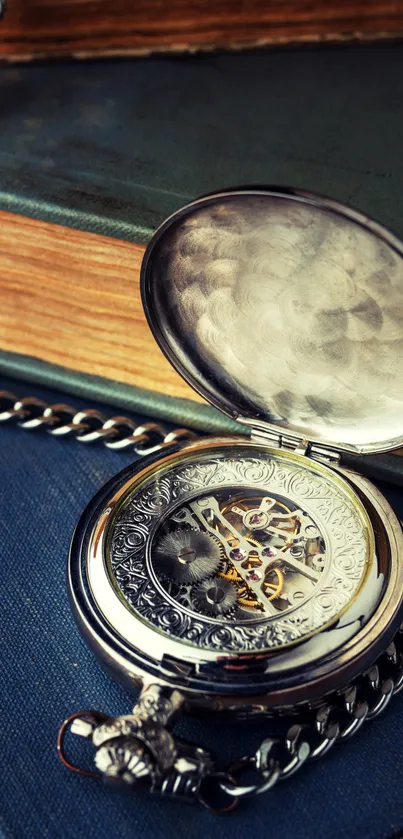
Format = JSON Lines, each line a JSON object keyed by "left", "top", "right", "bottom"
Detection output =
{"left": 1, "top": 43, "right": 403, "bottom": 245}
{"left": 146, "top": 191, "right": 403, "bottom": 452}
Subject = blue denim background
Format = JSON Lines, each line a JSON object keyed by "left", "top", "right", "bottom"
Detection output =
{"left": 1, "top": 375, "right": 403, "bottom": 839}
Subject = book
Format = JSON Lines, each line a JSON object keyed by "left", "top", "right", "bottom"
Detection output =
{"left": 0, "top": 210, "right": 240, "bottom": 432}
{"left": 1, "top": 0, "right": 402, "bottom": 62}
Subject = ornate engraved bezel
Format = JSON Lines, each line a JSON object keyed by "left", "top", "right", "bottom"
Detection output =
{"left": 69, "top": 437, "right": 403, "bottom": 709}
{"left": 102, "top": 447, "right": 372, "bottom": 654}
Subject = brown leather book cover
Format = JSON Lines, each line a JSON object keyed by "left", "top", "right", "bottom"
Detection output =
{"left": 1, "top": 0, "right": 403, "bottom": 62}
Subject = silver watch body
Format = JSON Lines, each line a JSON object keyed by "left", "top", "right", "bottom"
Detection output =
{"left": 69, "top": 435, "right": 403, "bottom": 718}
{"left": 64, "top": 186, "right": 403, "bottom": 801}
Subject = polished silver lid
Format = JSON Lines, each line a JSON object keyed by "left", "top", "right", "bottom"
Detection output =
{"left": 141, "top": 188, "right": 403, "bottom": 454}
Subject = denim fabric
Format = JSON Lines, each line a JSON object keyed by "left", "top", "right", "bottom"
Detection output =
{"left": 1, "top": 375, "right": 403, "bottom": 839}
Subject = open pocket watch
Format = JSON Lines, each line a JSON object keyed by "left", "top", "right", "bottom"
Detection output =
{"left": 60, "top": 187, "right": 403, "bottom": 810}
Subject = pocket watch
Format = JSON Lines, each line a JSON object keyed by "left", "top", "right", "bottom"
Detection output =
{"left": 59, "top": 187, "right": 403, "bottom": 811}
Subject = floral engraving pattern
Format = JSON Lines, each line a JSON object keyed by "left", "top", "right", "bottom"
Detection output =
{"left": 109, "top": 451, "right": 369, "bottom": 653}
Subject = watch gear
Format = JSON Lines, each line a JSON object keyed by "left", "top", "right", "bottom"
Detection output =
{"left": 192, "top": 577, "right": 238, "bottom": 616}
{"left": 154, "top": 528, "right": 221, "bottom": 584}
{"left": 263, "top": 567, "right": 284, "bottom": 600}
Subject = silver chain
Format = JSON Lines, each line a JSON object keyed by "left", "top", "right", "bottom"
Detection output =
{"left": 208, "top": 628, "right": 403, "bottom": 808}
{"left": 0, "top": 390, "right": 197, "bottom": 456}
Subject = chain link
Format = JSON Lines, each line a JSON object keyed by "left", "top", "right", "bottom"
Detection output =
{"left": 0, "top": 390, "right": 197, "bottom": 456}
{"left": 211, "top": 626, "right": 403, "bottom": 805}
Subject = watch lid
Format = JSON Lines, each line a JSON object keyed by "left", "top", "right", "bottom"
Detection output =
{"left": 141, "top": 188, "right": 403, "bottom": 455}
